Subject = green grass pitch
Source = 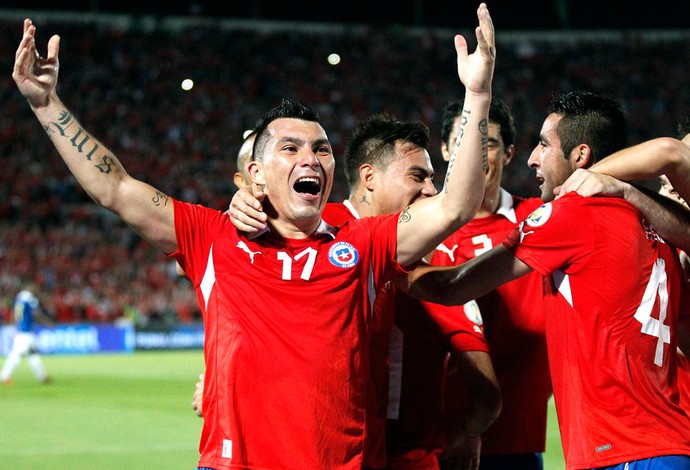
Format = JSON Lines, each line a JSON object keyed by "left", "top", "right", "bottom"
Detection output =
{"left": 0, "top": 350, "right": 565, "bottom": 469}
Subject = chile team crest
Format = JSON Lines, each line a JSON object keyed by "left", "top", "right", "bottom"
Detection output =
{"left": 328, "top": 242, "right": 359, "bottom": 268}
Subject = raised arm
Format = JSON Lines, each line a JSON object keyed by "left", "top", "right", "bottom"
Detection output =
{"left": 13, "top": 19, "right": 176, "bottom": 253}
{"left": 396, "top": 3, "right": 494, "bottom": 266}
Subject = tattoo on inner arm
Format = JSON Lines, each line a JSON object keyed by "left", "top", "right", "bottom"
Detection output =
{"left": 398, "top": 207, "right": 411, "bottom": 224}
{"left": 152, "top": 191, "right": 170, "bottom": 207}
{"left": 443, "top": 108, "right": 470, "bottom": 193}
{"left": 442, "top": 112, "right": 491, "bottom": 193}
{"left": 479, "top": 118, "right": 489, "bottom": 172}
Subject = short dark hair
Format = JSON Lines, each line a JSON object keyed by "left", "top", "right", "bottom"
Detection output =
{"left": 547, "top": 91, "right": 628, "bottom": 166}
{"left": 252, "top": 98, "right": 321, "bottom": 161}
{"left": 343, "top": 113, "right": 430, "bottom": 189}
{"left": 441, "top": 97, "right": 516, "bottom": 150}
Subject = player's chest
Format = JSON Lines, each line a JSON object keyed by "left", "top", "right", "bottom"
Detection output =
{"left": 213, "top": 237, "right": 369, "bottom": 283}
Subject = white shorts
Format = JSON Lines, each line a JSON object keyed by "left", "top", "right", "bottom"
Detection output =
{"left": 11, "top": 331, "right": 37, "bottom": 356}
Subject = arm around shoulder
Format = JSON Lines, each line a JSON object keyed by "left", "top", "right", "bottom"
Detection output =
{"left": 592, "top": 137, "right": 690, "bottom": 203}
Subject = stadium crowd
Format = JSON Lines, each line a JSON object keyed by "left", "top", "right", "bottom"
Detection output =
{"left": 1, "top": 11, "right": 689, "bottom": 325}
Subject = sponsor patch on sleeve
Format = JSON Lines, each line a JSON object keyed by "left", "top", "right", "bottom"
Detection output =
{"left": 525, "top": 202, "right": 552, "bottom": 227}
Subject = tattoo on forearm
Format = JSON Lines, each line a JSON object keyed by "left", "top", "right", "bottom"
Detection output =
{"left": 152, "top": 191, "right": 169, "bottom": 207}
{"left": 479, "top": 118, "right": 489, "bottom": 172}
{"left": 398, "top": 207, "right": 411, "bottom": 224}
{"left": 443, "top": 108, "right": 470, "bottom": 193}
{"left": 44, "top": 109, "right": 117, "bottom": 173}
{"left": 95, "top": 156, "right": 116, "bottom": 174}
{"left": 70, "top": 128, "right": 100, "bottom": 161}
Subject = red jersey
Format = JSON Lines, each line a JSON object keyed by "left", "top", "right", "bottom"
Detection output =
{"left": 172, "top": 199, "right": 407, "bottom": 470}
{"left": 674, "top": 247, "right": 690, "bottom": 415}
{"left": 505, "top": 194, "right": 690, "bottom": 469}
{"left": 679, "top": 353, "right": 690, "bottom": 414}
{"left": 429, "top": 190, "right": 550, "bottom": 456}
{"left": 384, "top": 288, "right": 455, "bottom": 470}
{"left": 324, "top": 201, "right": 479, "bottom": 470}
{"left": 323, "top": 200, "right": 391, "bottom": 469}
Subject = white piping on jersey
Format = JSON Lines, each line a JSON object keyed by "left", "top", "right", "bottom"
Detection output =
{"left": 343, "top": 199, "right": 361, "bottom": 219}
{"left": 343, "top": 199, "right": 401, "bottom": 414}
{"left": 496, "top": 187, "right": 518, "bottom": 224}
{"left": 552, "top": 270, "right": 573, "bottom": 307}
{"left": 200, "top": 243, "right": 216, "bottom": 310}
{"left": 634, "top": 258, "right": 670, "bottom": 367}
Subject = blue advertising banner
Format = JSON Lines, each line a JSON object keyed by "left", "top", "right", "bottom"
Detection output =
{"left": 0, "top": 323, "right": 135, "bottom": 355}
{"left": 0, "top": 323, "right": 204, "bottom": 354}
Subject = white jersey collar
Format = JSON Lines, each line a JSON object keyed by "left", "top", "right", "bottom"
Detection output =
{"left": 343, "top": 199, "right": 361, "bottom": 219}
{"left": 246, "top": 217, "right": 338, "bottom": 240}
{"left": 496, "top": 187, "right": 517, "bottom": 224}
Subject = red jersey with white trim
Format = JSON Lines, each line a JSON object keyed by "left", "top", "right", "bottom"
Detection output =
{"left": 323, "top": 201, "right": 356, "bottom": 226}
{"left": 429, "top": 191, "right": 550, "bottom": 456}
{"left": 387, "top": 259, "right": 489, "bottom": 464}
{"left": 172, "top": 199, "right": 407, "bottom": 470}
{"left": 504, "top": 193, "right": 690, "bottom": 469}
{"left": 324, "top": 202, "right": 479, "bottom": 469}
{"left": 323, "top": 201, "right": 391, "bottom": 469}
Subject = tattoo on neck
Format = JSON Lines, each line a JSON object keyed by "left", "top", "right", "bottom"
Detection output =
{"left": 359, "top": 194, "right": 370, "bottom": 205}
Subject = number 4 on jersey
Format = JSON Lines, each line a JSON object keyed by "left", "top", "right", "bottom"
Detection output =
{"left": 634, "top": 258, "right": 670, "bottom": 367}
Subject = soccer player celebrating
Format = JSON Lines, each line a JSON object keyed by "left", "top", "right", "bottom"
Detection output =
{"left": 11, "top": 4, "right": 495, "bottom": 469}
{"left": 406, "top": 91, "right": 690, "bottom": 470}
{"left": 429, "top": 98, "right": 549, "bottom": 470}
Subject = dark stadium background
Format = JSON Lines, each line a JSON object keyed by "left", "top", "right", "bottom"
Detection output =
{"left": 3, "top": 0, "right": 690, "bottom": 30}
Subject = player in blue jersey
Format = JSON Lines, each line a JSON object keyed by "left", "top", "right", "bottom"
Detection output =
{"left": 1, "top": 281, "right": 52, "bottom": 385}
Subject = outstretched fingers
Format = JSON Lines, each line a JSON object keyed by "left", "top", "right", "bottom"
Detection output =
{"left": 47, "top": 34, "right": 61, "bottom": 62}
{"left": 15, "top": 20, "right": 33, "bottom": 65}
{"left": 13, "top": 44, "right": 33, "bottom": 84}
{"left": 455, "top": 2, "right": 495, "bottom": 95}
{"left": 454, "top": 34, "right": 468, "bottom": 62}
{"left": 475, "top": 3, "right": 495, "bottom": 58}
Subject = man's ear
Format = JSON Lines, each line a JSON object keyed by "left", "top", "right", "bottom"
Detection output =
{"left": 440, "top": 142, "right": 451, "bottom": 162}
{"left": 573, "top": 144, "right": 592, "bottom": 169}
{"left": 359, "top": 164, "right": 377, "bottom": 191}
{"left": 234, "top": 172, "right": 250, "bottom": 190}
{"left": 503, "top": 144, "right": 516, "bottom": 166}
{"left": 248, "top": 160, "right": 265, "bottom": 185}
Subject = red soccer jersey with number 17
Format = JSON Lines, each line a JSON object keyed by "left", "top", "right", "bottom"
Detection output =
{"left": 172, "top": 199, "right": 407, "bottom": 470}
{"left": 505, "top": 193, "right": 690, "bottom": 469}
